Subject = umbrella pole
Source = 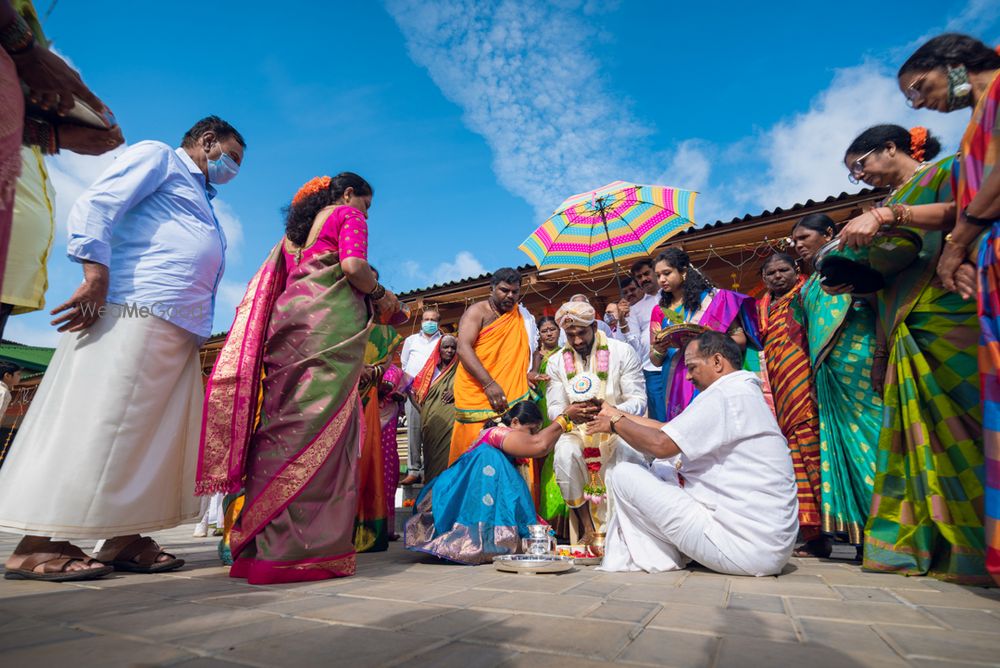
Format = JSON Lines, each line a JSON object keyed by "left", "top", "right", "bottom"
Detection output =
{"left": 598, "top": 202, "right": 625, "bottom": 301}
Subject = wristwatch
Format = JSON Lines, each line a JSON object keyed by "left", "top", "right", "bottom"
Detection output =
{"left": 609, "top": 413, "right": 624, "bottom": 434}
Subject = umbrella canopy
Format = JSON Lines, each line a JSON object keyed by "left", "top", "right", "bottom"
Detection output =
{"left": 518, "top": 180, "right": 697, "bottom": 271}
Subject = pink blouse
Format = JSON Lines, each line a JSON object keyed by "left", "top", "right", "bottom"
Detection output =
{"left": 282, "top": 205, "right": 369, "bottom": 270}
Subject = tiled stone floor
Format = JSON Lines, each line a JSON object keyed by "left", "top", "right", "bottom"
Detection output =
{"left": 1, "top": 526, "right": 998, "bottom": 667}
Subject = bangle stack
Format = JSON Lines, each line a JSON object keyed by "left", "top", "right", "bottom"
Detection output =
{"left": 871, "top": 207, "right": 891, "bottom": 227}
{"left": 890, "top": 204, "right": 912, "bottom": 227}
{"left": 554, "top": 414, "right": 573, "bottom": 433}
{"left": 482, "top": 378, "right": 497, "bottom": 391}
{"left": 368, "top": 283, "right": 386, "bottom": 300}
{"left": 0, "top": 13, "right": 34, "bottom": 55}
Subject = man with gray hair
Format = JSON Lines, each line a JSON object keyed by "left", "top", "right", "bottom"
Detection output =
{"left": 589, "top": 331, "right": 798, "bottom": 576}
{"left": 546, "top": 300, "right": 646, "bottom": 546}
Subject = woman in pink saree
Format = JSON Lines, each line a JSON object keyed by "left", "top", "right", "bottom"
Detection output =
{"left": 197, "top": 173, "right": 401, "bottom": 584}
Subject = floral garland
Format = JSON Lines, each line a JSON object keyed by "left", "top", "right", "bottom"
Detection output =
{"left": 561, "top": 330, "right": 611, "bottom": 504}
{"left": 563, "top": 330, "right": 610, "bottom": 380}
{"left": 583, "top": 446, "right": 606, "bottom": 503}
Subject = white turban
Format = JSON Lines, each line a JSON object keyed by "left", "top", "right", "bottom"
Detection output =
{"left": 555, "top": 301, "right": 596, "bottom": 330}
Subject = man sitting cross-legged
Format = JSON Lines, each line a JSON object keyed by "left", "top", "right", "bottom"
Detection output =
{"left": 588, "top": 330, "right": 798, "bottom": 576}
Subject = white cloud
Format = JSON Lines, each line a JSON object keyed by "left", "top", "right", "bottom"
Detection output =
{"left": 3, "top": 318, "right": 60, "bottom": 348}
{"left": 212, "top": 199, "right": 244, "bottom": 262}
{"left": 386, "top": 0, "right": 656, "bottom": 219}
{"left": 45, "top": 149, "right": 123, "bottom": 240}
{"left": 743, "top": 62, "right": 969, "bottom": 212}
{"left": 432, "top": 251, "right": 486, "bottom": 284}
{"left": 401, "top": 251, "right": 487, "bottom": 286}
{"left": 401, "top": 260, "right": 421, "bottom": 278}
{"left": 212, "top": 277, "right": 251, "bottom": 333}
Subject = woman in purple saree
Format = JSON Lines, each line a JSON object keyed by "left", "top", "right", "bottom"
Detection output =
{"left": 648, "top": 248, "right": 763, "bottom": 419}
{"left": 197, "top": 173, "right": 401, "bottom": 584}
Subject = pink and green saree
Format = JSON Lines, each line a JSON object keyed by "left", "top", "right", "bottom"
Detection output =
{"left": 198, "top": 234, "right": 371, "bottom": 584}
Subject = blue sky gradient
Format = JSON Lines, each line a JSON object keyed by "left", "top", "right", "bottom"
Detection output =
{"left": 7, "top": 0, "right": 1000, "bottom": 346}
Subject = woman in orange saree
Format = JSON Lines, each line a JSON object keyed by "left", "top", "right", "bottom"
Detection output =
{"left": 197, "top": 173, "right": 402, "bottom": 584}
{"left": 757, "top": 253, "right": 827, "bottom": 558}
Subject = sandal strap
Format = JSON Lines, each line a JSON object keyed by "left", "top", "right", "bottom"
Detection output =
{"left": 19, "top": 542, "right": 96, "bottom": 574}
{"left": 113, "top": 536, "right": 172, "bottom": 566}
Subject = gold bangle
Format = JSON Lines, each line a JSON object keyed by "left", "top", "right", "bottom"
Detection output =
{"left": 555, "top": 414, "right": 572, "bottom": 433}
{"left": 944, "top": 232, "right": 967, "bottom": 249}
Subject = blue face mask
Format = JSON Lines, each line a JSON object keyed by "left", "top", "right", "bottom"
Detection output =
{"left": 207, "top": 150, "right": 240, "bottom": 185}
{"left": 422, "top": 321, "right": 439, "bottom": 336}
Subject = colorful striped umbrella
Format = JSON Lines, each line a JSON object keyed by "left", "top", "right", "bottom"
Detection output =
{"left": 518, "top": 181, "right": 697, "bottom": 273}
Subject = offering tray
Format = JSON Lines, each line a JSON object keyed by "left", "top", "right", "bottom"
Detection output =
{"left": 493, "top": 554, "right": 575, "bottom": 574}
{"left": 654, "top": 323, "right": 706, "bottom": 349}
{"left": 556, "top": 545, "right": 603, "bottom": 566}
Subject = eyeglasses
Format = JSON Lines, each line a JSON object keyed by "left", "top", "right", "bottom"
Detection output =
{"left": 847, "top": 147, "right": 878, "bottom": 184}
{"left": 904, "top": 72, "right": 928, "bottom": 109}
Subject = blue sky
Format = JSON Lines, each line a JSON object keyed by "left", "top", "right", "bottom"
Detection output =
{"left": 8, "top": 0, "right": 1000, "bottom": 346}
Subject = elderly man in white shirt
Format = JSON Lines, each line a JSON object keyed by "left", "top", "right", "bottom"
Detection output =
{"left": 0, "top": 116, "right": 246, "bottom": 582}
{"left": 546, "top": 301, "right": 646, "bottom": 545}
{"left": 399, "top": 307, "right": 443, "bottom": 485}
{"left": 590, "top": 330, "right": 798, "bottom": 576}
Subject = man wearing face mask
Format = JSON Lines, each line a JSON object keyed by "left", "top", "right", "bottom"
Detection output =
{"left": 399, "top": 307, "right": 442, "bottom": 485}
{"left": 0, "top": 116, "right": 246, "bottom": 581}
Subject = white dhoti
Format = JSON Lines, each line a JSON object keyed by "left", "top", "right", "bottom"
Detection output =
{"left": 0, "top": 312, "right": 203, "bottom": 539}
{"left": 600, "top": 462, "right": 768, "bottom": 576}
{"left": 553, "top": 433, "right": 588, "bottom": 509}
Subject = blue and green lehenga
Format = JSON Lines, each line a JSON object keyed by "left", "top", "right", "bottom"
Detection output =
{"left": 404, "top": 426, "right": 538, "bottom": 564}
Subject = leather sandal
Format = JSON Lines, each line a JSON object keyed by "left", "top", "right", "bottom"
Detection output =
{"left": 100, "top": 536, "right": 185, "bottom": 574}
{"left": 4, "top": 541, "right": 112, "bottom": 582}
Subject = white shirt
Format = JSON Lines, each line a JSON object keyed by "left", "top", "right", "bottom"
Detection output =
{"left": 400, "top": 330, "right": 442, "bottom": 377}
{"left": 625, "top": 292, "right": 660, "bottom": 372}
{"left": 660, "top": 371, "right": 798, "bottom": 573}
{"left": 520, "top": 304, "right": 538, "bottom": 357}
{"left": 0, "top": 381, "right": 10, "bottom": 417}
{"left": 66, "top": 142, "right": 226, "bottom": 338}
{"left": 544, "top": 337, "right": 647, "bottom": 419}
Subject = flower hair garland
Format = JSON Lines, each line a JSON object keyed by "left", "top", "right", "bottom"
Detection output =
{"left": 909, "top": 126, "right": 928, "bottom": 163}
{"left": 292, "top": 175, "right": 331, "bottom": 206}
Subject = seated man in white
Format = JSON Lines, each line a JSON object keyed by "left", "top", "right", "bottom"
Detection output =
{"left": 589, "top": 330, "right": 798, "bottom": 576}
{"left": 546, "top": 301, "right": 646, "bottom": 544}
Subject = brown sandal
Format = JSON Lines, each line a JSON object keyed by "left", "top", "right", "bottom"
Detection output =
{"left": 102, "top": 536, "right": 185, "bottom": 574}
{"left": 4, "top": 541, "right": 113, "bottom": 582}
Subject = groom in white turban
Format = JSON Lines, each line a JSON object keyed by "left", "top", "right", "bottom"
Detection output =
{"left": 545, "top": 300, "right": 646, "bottom": 546}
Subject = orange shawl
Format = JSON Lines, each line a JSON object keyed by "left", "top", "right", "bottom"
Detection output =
{"left": 448, "top": 306, "right": 530, "bottom": 462}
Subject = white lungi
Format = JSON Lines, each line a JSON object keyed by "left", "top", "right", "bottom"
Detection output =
{"left": 0, "top": 312, "right": 203, "bottom": 539}
{"left": 600, "top": 462, "right": 753, "bottom": 575}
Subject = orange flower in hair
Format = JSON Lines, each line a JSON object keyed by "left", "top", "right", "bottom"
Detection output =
{"left": 292, "top": 176, "right": 331, "bottom": 206}
{"left": 909, "top": 126, "right": 928, "bottom": 162}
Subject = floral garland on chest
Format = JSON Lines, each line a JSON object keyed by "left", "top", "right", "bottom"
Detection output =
{"left": 562, "top": 330, "right": 611, "bottom": 503}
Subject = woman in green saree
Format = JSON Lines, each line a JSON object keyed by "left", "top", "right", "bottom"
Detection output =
{"left": 413, "top": 335, "right": 458, "bottom": 485}
{"left": 838, "top": 124, "right": 988, "bottom": 584}
{"left": 791, "top": 213, "right": 883, "bottom": 558}
{"left": 533, "top": 316, "right": 569, "bottom": 524}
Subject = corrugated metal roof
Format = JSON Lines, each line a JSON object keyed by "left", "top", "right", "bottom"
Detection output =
{"left": 397, "top": 188, "right": 883, "bottom": 298}
{"left": 0, "top": 340, "right": 56, "bottom": 374}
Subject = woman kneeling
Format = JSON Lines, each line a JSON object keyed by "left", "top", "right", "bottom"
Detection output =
{"left": 405, "top": 401, "right": 568, "bottom": 564}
